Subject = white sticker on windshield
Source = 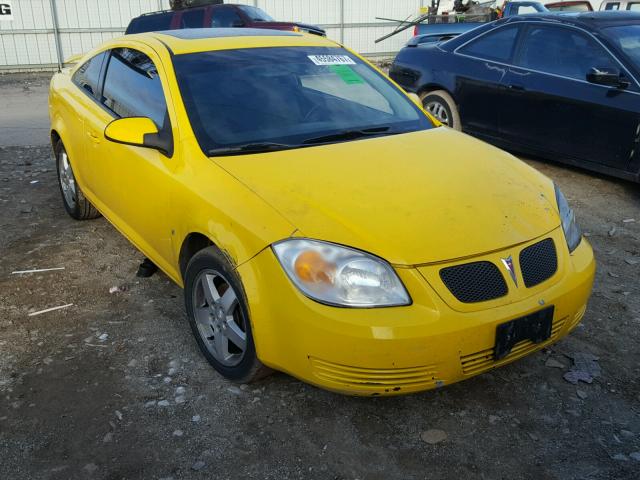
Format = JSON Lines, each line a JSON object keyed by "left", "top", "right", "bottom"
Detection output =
{"left": 308, "top": 54, "right": 356, "bottom": 66}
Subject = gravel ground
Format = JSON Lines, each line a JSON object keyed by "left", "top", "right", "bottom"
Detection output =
{"left": 0, "top": 74, "right": 639, "bottom": 480}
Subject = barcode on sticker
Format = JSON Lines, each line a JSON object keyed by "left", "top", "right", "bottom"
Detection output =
{"left": 308, "top": 55, "right": 356, "bottom": 66}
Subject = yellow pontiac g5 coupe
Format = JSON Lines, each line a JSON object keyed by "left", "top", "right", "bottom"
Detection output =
{"left": 49, "top": 28, "right": 595, "bottom": 395}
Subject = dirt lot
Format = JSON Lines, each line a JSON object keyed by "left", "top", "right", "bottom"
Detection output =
{"left": 1, "top": 73, "right": 639, "bottom": 480}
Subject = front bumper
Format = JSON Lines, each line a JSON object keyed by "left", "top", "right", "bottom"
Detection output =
{"left": 237, "top": 230, "right": 595, "bottom": 396}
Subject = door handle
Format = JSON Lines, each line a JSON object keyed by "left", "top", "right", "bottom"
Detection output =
{"left": 508, "top": 83, "right": 526, "bottom": 92}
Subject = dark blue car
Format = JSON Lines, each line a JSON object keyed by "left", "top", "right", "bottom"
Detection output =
{"left": 390, "top": 12, "right": 640, "bottom": 182}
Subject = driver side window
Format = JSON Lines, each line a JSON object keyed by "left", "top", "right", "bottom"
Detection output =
{"left": 101, "top": 48, "right": 168, "bottom": 129}
{"left": 516, "top": 25, "right": 617, "bottom": 81}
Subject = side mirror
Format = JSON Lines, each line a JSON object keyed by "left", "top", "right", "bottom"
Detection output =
{"left": 104, "top": 117, "right": 171, "bottom": 155}
{"left": 586, "top": 67, "right": 629, "bottom": 89}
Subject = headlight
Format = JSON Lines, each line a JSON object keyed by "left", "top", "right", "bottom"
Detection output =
{"left": 272, "top": 239, "right": 411, "bottom": 307}
{"left": 554, "top": 184, "right": 582, "bottom": 252}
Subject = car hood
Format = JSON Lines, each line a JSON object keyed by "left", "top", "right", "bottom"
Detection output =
{"left": 215, "top": 128, "right": 560, "bottom": 266}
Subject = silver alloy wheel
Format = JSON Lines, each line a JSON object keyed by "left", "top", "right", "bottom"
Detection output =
{"left": 424, "top": 100, "right": 450, "bottom": 126}
{"left": 58, "top": 151, "right": 77, "bottom": 209}
{"left": 192, "top": 269, "right": 247, "bottom": 367}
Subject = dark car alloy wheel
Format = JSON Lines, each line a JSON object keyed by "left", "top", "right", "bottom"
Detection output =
{"left": 420, "top": 90, "right": 461, "bottom": 131}
{"left": 424, "top": 99, "right": 451, "bottom": 125}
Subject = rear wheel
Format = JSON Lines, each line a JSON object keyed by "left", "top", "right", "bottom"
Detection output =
{"left": 55, "top": 141, "right": 101, "bottom": 220}
{"left": 420, "top": 90, "right": 461, "bottom": 131}
{"left": 184, "top": 246, "right": 271, "bottom": 383}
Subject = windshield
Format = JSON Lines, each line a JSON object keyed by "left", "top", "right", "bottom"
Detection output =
{"left": 237, "top": 5, "right": 274, "bottom": 22}
{"left": 173, "top": 47, "right": 432, "bottom": 155}
{"left": 603, "top": 24, "right": 640, "bottom": 70}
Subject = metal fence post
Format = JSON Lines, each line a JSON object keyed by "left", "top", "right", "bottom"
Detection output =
{"left": 339, "top": 0, "right": 344, "bottom": 44}
{"left": 48, "top": 0, "right": 63, "bottom": 71}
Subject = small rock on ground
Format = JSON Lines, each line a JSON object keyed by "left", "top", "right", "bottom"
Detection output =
{"left": 227, "top": 386, "right": 242, "bottom": 395}
{"left": 545, "top": 358, "right": 564, "bottom": 369}
{"left": 420, "top": 429, "right": 447, "bottom": 445}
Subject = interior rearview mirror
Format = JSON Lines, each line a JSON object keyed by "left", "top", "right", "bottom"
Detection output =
{"left": 586, "top": 67, "right": 629, "bottom": 89}
{"left": 104, "top": 117, "right": 170, "bottom": 155}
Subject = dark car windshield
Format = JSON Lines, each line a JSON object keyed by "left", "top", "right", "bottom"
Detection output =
{"left": 603, "top": 24, "right": 640, "bottom": 70}
{"left": 126, "top": 12, "right": 173, "bottom": 34}
{"left": 173, "top": 47, "right": 432, "bottom": 154}
{"left": 237, "top": 5, "right": 274, "bottom": 22}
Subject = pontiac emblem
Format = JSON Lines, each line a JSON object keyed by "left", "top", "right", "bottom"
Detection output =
{"left": 501, "top": 256, "right": 518, "bottom": 287}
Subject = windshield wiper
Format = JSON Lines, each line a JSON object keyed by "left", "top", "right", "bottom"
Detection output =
{"left": 207, "top": 142, "right": 297, "bottom": 157}
{"left": 302, "top": 126, "right": 397, "bottom": 145}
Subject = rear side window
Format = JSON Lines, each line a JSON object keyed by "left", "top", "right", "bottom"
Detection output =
{"left": 458, "top": 25, "right": 520, "bottom": 63}
{"left": 211, "top": 6, "right": 243, "bottom": 27}
{"left": 101, "top": 48, "right": 168, "bottom": 128}
{"left": 181, "top": 8, "right": 204, "bottom": 28}
{"left": 628, "top": 2, "right": 640, "bottom": 10}
{"left": 516, "top": 25, "right": 616, "bottom": 80}
{"left": 126, "top": 13, "right": 173, "bottom": 34}
{"left": 72, "top": 52, "right": 106, "bottom": 97}
{"left": 604, "top": 2, "right": 621, "bottom": 9}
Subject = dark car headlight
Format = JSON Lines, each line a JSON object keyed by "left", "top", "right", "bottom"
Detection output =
{"left": 554, "top": 184, "right": 582, "bottom": 253}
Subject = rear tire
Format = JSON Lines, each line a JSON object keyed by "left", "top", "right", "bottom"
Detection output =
{"left": 184, "top": 246, "right": 271, "bottom": 383}
{"left": 54, "top": 140, "right": 101, "bottom": 220}
{"left": 420, "top": 90, "right": 461, "bottom": 131}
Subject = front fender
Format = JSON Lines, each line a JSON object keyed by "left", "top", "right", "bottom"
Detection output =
{"left": 170, "top": 142, "right": 297, "bottom": 286}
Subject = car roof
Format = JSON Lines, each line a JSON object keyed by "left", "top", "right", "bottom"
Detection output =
{"left": 503, "top": 11, "right": 640, "bottom": 28}
{"left": 128, "top": 28, "right": 337, "bottom": 54}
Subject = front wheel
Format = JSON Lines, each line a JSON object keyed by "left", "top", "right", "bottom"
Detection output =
{"left": 55, "top": 141, "right": 101, "bottom": 220}
{"left": 420, "top": 90, "right": 461, "bottom": 131}
{"left": 184, "top": 247, "right": 271, "bottom": 383}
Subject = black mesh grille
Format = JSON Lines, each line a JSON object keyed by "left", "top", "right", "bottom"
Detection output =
{"left": 520, "top": 238, "right": 558, "bottom": 288}
{"left": 440, "top": 261, "right": 508, "bottom": 303}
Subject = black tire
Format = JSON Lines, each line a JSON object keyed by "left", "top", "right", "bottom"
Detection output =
{"left": 420, "top": 89, "right": 461, "bottom": 131}
{"left": 184, "top": 246, "right": 271, "bottom": 383}
{"left": 54, "top": 140, "right": 101, "bottom": 220}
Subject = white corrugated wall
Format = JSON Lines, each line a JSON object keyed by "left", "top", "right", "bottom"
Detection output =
{"left": 0, "top": 0, "right": 428, "bottom": 71}
{"left": 1, "top": 0, "right": 173, "bottom": 70}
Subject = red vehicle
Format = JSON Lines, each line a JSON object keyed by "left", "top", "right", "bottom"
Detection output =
{"left": 546, "top": 1, "right": 594, "bottom": 11}
{"left": 125, "top": 3, "right": 326, "bottom": 36}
